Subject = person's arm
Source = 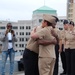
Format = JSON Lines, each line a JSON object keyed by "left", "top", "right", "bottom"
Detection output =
{"left": 12, "top": 36, "right": 17, "bottom": 42}
{"left": 59, "top": 39, "right": 62, "bottom": 53}
{"left": 37, "top": 38, "right": 57, "bottom": 46}
{"left": 51, "top": 29, "right": 59, "bottom": 43}
{"left": 58, "top": 30, "right": 64, "bottom": 53}
{"left": 31, "top": 28, "right": 57, "bottom": 45}
{"left": 30, "top": 27, "right": 37, "bottom": 36}
{"left": 0, "top": 36, "right": 6, "bottom": 42}
{"left": 31, "top": 28, "right": 45, "bottom": 39}
{"left": 0, "top": 30, "right": 8, "bottom": 42}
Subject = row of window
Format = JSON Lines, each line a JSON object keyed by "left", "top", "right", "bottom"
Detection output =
{"left": 0, "top": 32, "right": 30, "bottom": 36}
{"left": 68, "top": 14, "right": 73, "bottom": 17}
{"left": 20, "top": 26, "right": 31, "bottom": 29}
{"left": 18, "top": 44, "right": 24, "bottom": 47}
{"left": 15, "top": 44, "right": 27, "bottom": 47}
{"left": 0, "top": 26, "right": 31, "bottom": 30}
{"left": 15, "top": 38, "right": 29, "bottom": 42}
{"left": 19, "top": 38, "right": 24, "bottom": 41}
{"left": 0, "top": 44, "right": 27, "bottom": 48}
{"left": 0, "top": 37, "right": 29, "bottom": 42}
{"left": 68, "top": 9, "right": 73, "bottom": 12}
{"left": 17, "top": 32, "right": 30, "bottom": 35}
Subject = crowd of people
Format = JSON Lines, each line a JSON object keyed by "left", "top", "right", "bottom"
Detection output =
{"left": 0, "top": 14, "right": 75, "bottom": 75}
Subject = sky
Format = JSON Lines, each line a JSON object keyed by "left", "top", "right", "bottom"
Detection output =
{"left": 0, "top": 0, "right": 67, "bottom": 22}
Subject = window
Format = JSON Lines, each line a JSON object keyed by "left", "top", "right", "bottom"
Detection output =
{"left": 39, "top": 19, "right": 42, "bottom": 23}
{"left": 15, "top": 44, "right": 18, "bottom": 47}
{"left": 26, "top": 26, "right": 31, "bottom": 30}
{"left": 19, "top": 44, "right": 24, "bottom": 47}
{"left": 20, "top": 26, "right": 24, "bottom": 29}
{"left": 19, "top": 38, "right": 24, "bottom": 41}
{"left": 20, "top": 32, "right": 24, "bottom": 35}
{"left": 12, "top": 26, "right": 18, "bottom": 29}
{"left": 22, "top": 32, "right": 24, "bottom": 35}
{"left": 60, "top": 20, "right": 63, "bottom": 22}
{"left": 0, "top": 26, "right": 5, "bottom": 29}
{"left": 22, "top": 26, "right": 24, "bottom": 29}
{"left": 19, "top": 44, "right": 21, "bottom": 47}
{"left": 59, "top": 28, "right": 63, "bottom": 30}
{"left": 20, "top": 32, "right": 21, "bottom": 35}
{"left": 26, "top": 38, "right": 29, "bottom": 41}
{"left": 29, "top": 26, "right": 31, "bottom": 29}
{"left": 26, "top": 38, "right": 28, "bottom": 41}
{"left": 20, "top": 38, "right": 21, "bottom": 41}
{"left": 19, "top": 50, "right": 21, "bottom": 52}
{"left": 20, "top": 27, "right": 21, "bottom": 29}
{"left": 26, "top": 38, "right": 27, "bottom": 41}
{"left": 16, "top": 32, "right": 18, "bottom": 35}
{"left": 70, "top": 9, "right": 73, "bottom": 12}
{"left": 26, "top": 26, "right": 28, "bottom": 29}
{"left": 26, "top": 32, "right": 30, "bottom": 35}
{"left": 22, "top": 38, "right": 24, "bottom": 41}
{"left": 22, "top": 44, "right": 24, "bottom": 47}
{"left": 26, "top": 32, "right": 28, "bottom": 35}
{"left": 29, "top": 32, "right": 30, "bottom": 35}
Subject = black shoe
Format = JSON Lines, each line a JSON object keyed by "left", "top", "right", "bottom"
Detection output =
{"left": 60, "top": 72, "right": 66, "bottom": 75}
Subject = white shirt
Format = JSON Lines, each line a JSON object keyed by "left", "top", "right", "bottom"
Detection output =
{"left": 7, "top": 32, "right": 13, "bottom": 49}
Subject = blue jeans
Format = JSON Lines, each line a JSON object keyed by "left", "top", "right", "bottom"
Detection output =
{"left": 1, "top": 48, "right": 15, "bottom": 75}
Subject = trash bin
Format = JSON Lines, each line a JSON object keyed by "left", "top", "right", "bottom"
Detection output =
{"left": 18, "top": 58, "right": 24, "bottom": 71}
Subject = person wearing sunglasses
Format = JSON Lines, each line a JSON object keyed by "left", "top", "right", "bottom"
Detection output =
{"left": 0, "top": 23, "right": 17, "bottom": 75}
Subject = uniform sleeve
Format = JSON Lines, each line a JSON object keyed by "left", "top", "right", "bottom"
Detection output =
{"left": 59, "top": 30, "right": 65, "bottom": 40}
{"left": 58, "top": 30, "right": 62, "bottom": 40}
{"left": 35, "top": 28, "right": 46, "bottom": 39}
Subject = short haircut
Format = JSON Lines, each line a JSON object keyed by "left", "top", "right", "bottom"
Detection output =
{"left": 7, "top": 23, "right": 12, "bottom": 28}
{"left": 69, "top": 21, "right": 74, "bottom": 26}
{"left": 63, "top": 20, "right": 68, "bottom": 25}
{"left": 7, "top": 23, "right": 12, "bottom": 26}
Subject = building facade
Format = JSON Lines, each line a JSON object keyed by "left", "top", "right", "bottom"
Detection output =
{"left": 67, "top": 0, "right": 75, "bottom": 22}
